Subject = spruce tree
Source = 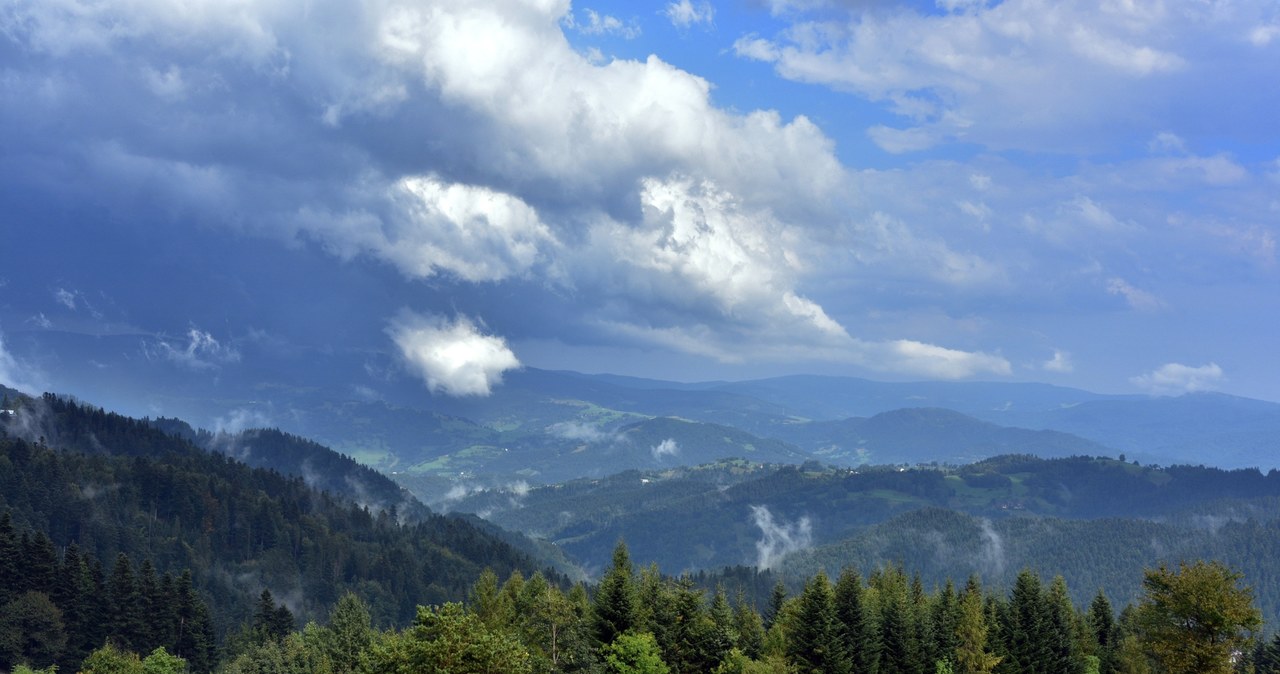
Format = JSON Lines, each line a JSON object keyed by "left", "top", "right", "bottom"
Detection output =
{"left": 788, "top": 570, "right": 849, "bottom": 674}
{"left": 834, "top": 567, "right": 875, "bottom": 674}
{"left": 593, "top": 541, "right": 638, "bottom": 647}
{"left": 0, "top": 512, "right": 17, "bottom": 605}
{"left": 765, "top": 581, "right": 787, "bottom": 631}
{"left": 1004, "top": 570, "right": 1049, "bottom": 674}
{"left": 1088, "top": 590, "right": 1117, "bottom": 674}
{"left": 1044, "top": 576, "right": 1083, "bottom": 674}
{"left": 107, "top": 553, "right": 145, "bottom": 651}
{"left": 733, "top": 591, "right": 766, "bottom": 660}
{"left": 954, "top": 583, "right": 1001, "bottom": 674}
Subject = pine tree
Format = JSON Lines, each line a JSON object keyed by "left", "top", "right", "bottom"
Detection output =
{"left": 788, "top": 570, "right": 849, "bottom": 674}
{"left": 1003, "top": 570, "right": 1049, "bottom": 674}
{"left": 173, "top": 571, "right": 214, "bottom": 673}
{"left": 1044, "top": 576, "right": 1083, "bottom": 674}
{"left": 136, "top": 559, "right": 160, "bottom": 650}
{"left": 1088, "top": 590, "right": 1117, "bottom": 673}
{"left": 107, "top": 553, "right": 146, "bottom": 651}
{"left": 24, "top": 531, "right": 58, "bottom": 596}
{"left": 1253, "top": 632, "right": 1280, "bottom": 674}
{"left": 954, "top": 582, "right": 1001, "bottom": 674}
{"left": 930, "top": 579, "right": 961, "bottom": 670}
{"left": 765, "top": 581, "right": 787, "bottom": 631}
{"left": 316, "top": 591, "right": 374, "bottom": 674}
{"left": 733, "top": 591, "right": 766, "bottom": 660}
{"left": 594, "top": 541, "right": 638, "bottom": 647}
{"left": 470, "top": 568, "right": 510, "bottom": 629}
{"left": 833, "top": 567, "right": 875, "bottom": 674}
{"left": 0, "top": 512, "right": 18, "bottom": 605}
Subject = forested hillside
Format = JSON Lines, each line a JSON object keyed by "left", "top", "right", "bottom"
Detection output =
{"left": 0, "top": 393, "right": 549, "bottom": 670}
{"left": 457, "top": 455, "right": 1280, "bottom": 572}
{"left": 48, "top": 542, "right": 1278, "bottom": 674}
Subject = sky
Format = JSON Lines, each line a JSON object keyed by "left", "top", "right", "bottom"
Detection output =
{"left": 1, "top": 0, "right": 1278, "bottom": 408}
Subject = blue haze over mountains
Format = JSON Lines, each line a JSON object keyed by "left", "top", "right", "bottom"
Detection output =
{"left": 6, "top": 332, "right": 1278, "bottom": 489}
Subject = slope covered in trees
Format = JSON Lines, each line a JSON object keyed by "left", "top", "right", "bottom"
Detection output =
{"left": 455, "top": 455, "right": 1280, "bottom": 577}
{"left": 74, "top": 544, "right": 1276, "bottom": 674}
{"left": 0, "top": 393, "right": 550, "bottom": 663}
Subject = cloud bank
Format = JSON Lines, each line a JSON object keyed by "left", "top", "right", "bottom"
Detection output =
{"left": 0, "top": 0, "right": 1013, "bottom": 382}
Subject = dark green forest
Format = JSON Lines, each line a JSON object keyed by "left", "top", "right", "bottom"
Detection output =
{"left": 24, "top": 542, "right": 1280, "bottom": 674}
{"left": 0, "top": 393, "right": 547, "bottom": 671}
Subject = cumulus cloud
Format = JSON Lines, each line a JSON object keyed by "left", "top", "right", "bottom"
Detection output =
{"left": 651, "top": 438, "right": 679, "bottom": 460}
{"left": 665, "top": 1, "right": 714, "bottom": 29}
{"left": 1132, "top": 362, "right": 1225, "bottom": 396}
{"left": 144, "top": 327, "right": 241, "bottom": 370}
{"left": 750, "top": 505, "right": 812, "bottom": 570}
{"left": 387, "top": 312, "right": 520, "bottom": 397}
{"left": 322, "top": 175, "right": 560, "bottom": 283}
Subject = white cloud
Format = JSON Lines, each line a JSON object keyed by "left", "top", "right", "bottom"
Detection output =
{"left": 387, "top": 311, "right": 520, "bottom": 397}
{"left": 1132, "top": 362, "right": 1225, "bottom": 396}
{"left": 308, "top": 175, "right": 559, "bottom": 283}
{"left": 144, "top": 327, "right": 241, "bottom": 370}
{"left": 1107, "top": 277, "right": 1164, "bottom": 312}
{"left": 1044, "top": 349, "right": 1073, "bottom": 373}
{"left": 54, "top": 288, "right": 78, "bottom": 310}
{"left": 664, "top": 1, "right": 714, "bottom": 29}
{"left": 877, "top": 339, "right": 1011, "bottom": 379}
{"left": 651, "top": 438, "right": 680, "bottom": 460}
{"left": 733, "top": 0, "right": 1273, "bottom": 152}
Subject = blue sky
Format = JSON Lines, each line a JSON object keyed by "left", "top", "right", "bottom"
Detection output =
{"left": 1, "top": 0, "right": 1278, "bottom": 408}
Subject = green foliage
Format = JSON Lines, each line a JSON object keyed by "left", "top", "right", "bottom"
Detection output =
{"left": 604, "top": 632, "right": 670, "bottom": 674}
{"left": 0, "top": 591, "right": 66, "bottom": 671}
{"left": 363, "top": 602, "right": 532, "bottom": 674}
{"left": 80, "top": 642, "right": 145, "bottom": 674}
{"left": 1136, "top": 560, "right": 1261, "bottom": 674}
{"left": 305, "top": 592, "right": 375, "bottom": 674}
{"left": 222, "top": 632, "right": 332, "bottom": 674}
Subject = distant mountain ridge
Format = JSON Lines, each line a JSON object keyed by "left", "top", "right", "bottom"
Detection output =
{"left": 8, "top": 362, "right": 1280, "bottom": 491}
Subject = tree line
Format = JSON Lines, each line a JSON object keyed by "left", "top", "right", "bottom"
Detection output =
{"left": 21, "top": 540, "right": 1268, "bottom": 674}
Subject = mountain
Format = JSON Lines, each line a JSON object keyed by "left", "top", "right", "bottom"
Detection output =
{"left": 453, "top": 454, "right": 1280, "bottom": 575}
{"left": 0, "top": 392, "right": 551, "bottom": 637}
